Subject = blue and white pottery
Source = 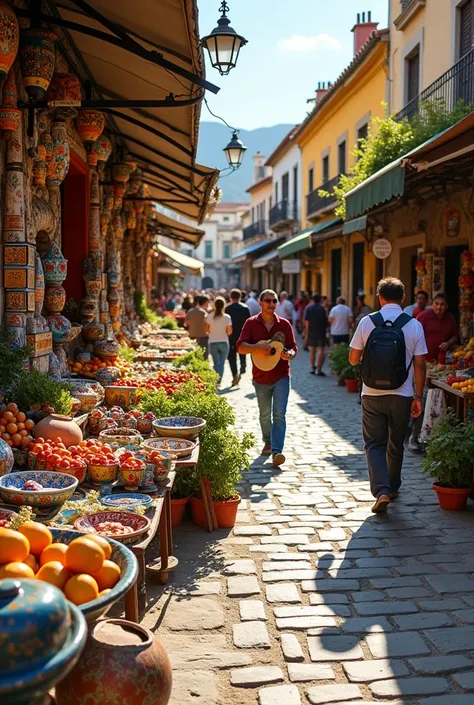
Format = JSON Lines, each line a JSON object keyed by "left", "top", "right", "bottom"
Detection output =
{"left": 0, "top": 471, "right": 78, "bottom": 508}
{"left": 100, "top": 492, "right": 153, "bottom": 509}
{"left": 0, "top": 578, "right": 87, "bottom": 704}
{"left": 76, "top": 351, "right": 91, "bottom": 363}
{"left": 0, "top": 437, "right": 14, "bottom": 477}
{"left": 152, "top": 416, "right": 206, "bottom": 440}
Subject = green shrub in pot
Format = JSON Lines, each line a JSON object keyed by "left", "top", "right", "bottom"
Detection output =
{"left": 423, "top": 412, "right": 474, "bottom": 488}
{"left": 192, "top": 429, "right": 254, "bottom": 501}
{"left": 329, "top": 344, "right": 350, "bottom": 385}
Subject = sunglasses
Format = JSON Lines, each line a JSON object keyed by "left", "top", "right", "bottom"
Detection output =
{"left": 262, "top": 298, "right": 278, "bottom": 304}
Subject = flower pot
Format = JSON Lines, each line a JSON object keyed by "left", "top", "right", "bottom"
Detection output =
{"left": 345, "top": 378, "right": 359, "bottom": 393}
{"left": 433, "top": 482, "right": 471, "bottom": 511}
{"left": 171, "top": 496, "right": 189, "bottom": 527}
{"left": 190, "top": 495, "right": 241, "bottom": 529}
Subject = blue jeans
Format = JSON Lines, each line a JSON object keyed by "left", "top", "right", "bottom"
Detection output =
{"left": 210, "top": 341, "right": 229, "bottom": 381}
{"left": 253, "top": 377, "right": 290, "bottom": 453}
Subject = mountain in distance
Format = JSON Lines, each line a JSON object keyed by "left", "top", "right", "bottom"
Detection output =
{"left": 197, "top": 122, "right": 294, "bottom": 203}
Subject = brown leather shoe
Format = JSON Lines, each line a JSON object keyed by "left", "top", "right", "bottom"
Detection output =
{"left": 272, "top": 452, "right": 286, "bottom": 467}
{"left": 390, "top": 491, "right": 399, "bottom": 500}
{"left": 372, "top": 494, "right": 391, "bottom": 513}
{"left": 261, "top": 443, "right": 272, "bottom": 456}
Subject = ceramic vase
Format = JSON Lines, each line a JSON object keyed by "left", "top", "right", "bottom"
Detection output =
{"left": 46, "top": 313, "right": 72, "bottom": 343}
{"left": 0, "top": 0, "right": 19, "bottom": 88}
{"left": 34, "top": 251, "right": 45, "bottom": 316}
{"left": 47, "top": 120, "right": 70, "bottom": 188}
{"left": 75, "top": 109, "right": 105, "bottom": 146}
{"left": 112, "top": 162, "right": 132, "bottom": 184}
{"left": 45, "top": 283, "right": 66, "bottom": 313}
{"left": 80, "top": 296, "right": 97, "bottom": 323}
{"left": 0, "top": 436, "right": 14, "bottom": 476}
{"left": 0, "top": 68, "right": 21, "bottom": 139}
{"left": 33, "top": 144, "right": 48, "bottom": 185}
{"left": 40, "top": 131, "right": 53, "bottom": 163}
{"left": 34, "top": 414, "right": 83, "bottom": 447}
{"left": 20, "top": 28, "right": 56, "bottom": 102}
{"left": 96, "top": 135, "right": 112, "bottom": 171}
{"left": 55, "top": 619, "right": 172, "bottom": 705}
{"left": 47, "top": 72, "right": 81, "bottom": 119}
{"left": 82, "top": 319, "right": 105, "bottom": 341}
{"left": 42, "top": 242, "right": 67, "bottom": 283}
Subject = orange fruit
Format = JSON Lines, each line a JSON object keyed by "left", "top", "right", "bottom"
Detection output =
{"left": 18, "top": 521, "right": 52, "bottom": 557}
{"left": 64, "top": 574, "right": 99, "bottom": 605}
{"left": 40, "top": 542, "right": 68, "bottom": 566}
{"left": 24, "top": 553, "right": 38, "bottom": 572}
{"left": 91, "top": 559, "right": 120, "bottom": 591}
{"left": 65, "top": 537, "right": 105, "bottom": 574}
{"left": 85, "top": 533, "right": 112, "bottom": 560}
{"left": 11, "top": 433, "right": 22, "bottom": 447}
{"left": 16, "top": 422, "right": 25, "bottom": 431}
{"left": 6, "top": 423, "right": 17, "bottom": 435}
{"left": 0, "top": 561, "right": 35, "bottom": 579}
{"left": 3, "top": 411, "right": 14, "bottom": 422}
{"left": 0, "top": 528, "right": 30, "bottom": 563}
{"left": 25, "top": 420, "right": 35, "bottom": 432}
{"left": 36, "top": 561, "right": 71, "bottom": 589}
{"left": 15, "top": 412, "right": 26, "bottom": 423}
{"left": 6, "top": 403, "right": 18, "bottom": 414}
{"left": 98, "top": 588, "right": 112, "bottom": 597}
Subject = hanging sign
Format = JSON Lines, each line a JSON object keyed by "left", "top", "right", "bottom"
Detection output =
{"left": 372, "top": 238, "right": 392, "bottom": 260}
{"left": 282, "top": 259, "right": 301, "bottom": 274}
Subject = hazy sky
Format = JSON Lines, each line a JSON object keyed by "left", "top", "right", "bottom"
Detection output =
{"left": 199, "top": 0, "right": 389, "bottom": 130}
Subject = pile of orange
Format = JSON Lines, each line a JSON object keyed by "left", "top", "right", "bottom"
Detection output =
{"left": 0, "top": 522, "right": 121, "bottom": 606}
{"left": 0, "top": 403, "right": 35, "bottom": 449}
{"left": 67, "top": 356, "right": 132, "bottom": 379}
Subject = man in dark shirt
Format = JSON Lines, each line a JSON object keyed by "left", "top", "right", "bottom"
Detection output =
{"left": 303, "top": 293, "right": 329, "bottom": 376}
{"left": 237, "top": 289, "right": 297, "bottom": 467}
{"left": 226, "top": 288, "right": 251, "bottom": 387}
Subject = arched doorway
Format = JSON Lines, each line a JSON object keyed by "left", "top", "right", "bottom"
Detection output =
{"left": 202, "top": 276, "right": 214, "bottom": 289}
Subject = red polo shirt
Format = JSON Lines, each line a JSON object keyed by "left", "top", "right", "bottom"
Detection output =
{"left": 417, "top": 308, "right": 458, "bottom": 361}
{"left": 236, "top": 313, "right": 297, "bottom": 385}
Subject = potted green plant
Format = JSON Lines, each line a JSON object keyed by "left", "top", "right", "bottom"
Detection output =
{"left": 423, "top": 413, "right": 473, "bottom": 510}
{"left": 343, "top": 364, "right": 360, "bottom": 393}
{"left": 170, "top": 467, "right": 195, "bottom": 526}
{"left": 190, "top": 429, "right": 254, "bottom": 528}
{"left": 329, "top": 344, "right": 350, "bottom": 386}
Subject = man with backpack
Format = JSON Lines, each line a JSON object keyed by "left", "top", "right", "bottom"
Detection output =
{"left": 349, "top": 277, "right": 427, "bottom": 513}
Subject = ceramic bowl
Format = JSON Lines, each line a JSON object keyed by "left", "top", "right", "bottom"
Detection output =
{"left": 88, "top": 462, "right": 119, "bottom": 485}
{"left": 137, "top": 417, "right": 153, "bottom": 434}
{"left": 75, "top": 391, "right": 99, "bottom": 413}
{"left": 100, "top": 493, "right": 154, "bottom": 510}
{"left": 95, "top": 367, "right": 121, "bottom": 386}
{"left": 55, "top": 463, "right": 87, "bottom": 484}
{"left": 0, "top": 471, "right": 79, "bottom": 508}
{"left": 142, "top": 437, "right": 196, "bottom": 458}
{"left": 152, "top": 416, "right": 206, "bottom": 440}
{"left": 120, "top": 466, "right": 145, "bottom": 491}
{"left": 104, "top": 385, "right": 138, "bottom": 410}
{"left": 49, "top": 528, "right": 138, "bottom": 622}
{"left": 99, "top": 428, "right": 142, "bottom": 449}
{"left": 65, "top": 379, "right": 105, "bottom": 405}
{"left": 74, "top": 511, "right": 151, "bottom": 545}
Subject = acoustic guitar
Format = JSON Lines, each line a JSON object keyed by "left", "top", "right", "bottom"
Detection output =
{"left": 251, "top": 332, "right": 288, "bottom": 371}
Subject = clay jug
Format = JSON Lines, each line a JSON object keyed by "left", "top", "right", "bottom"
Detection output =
{"left": 33, "top": 414, "right": 83, "bottom": 447}
{"left": 55, "top": 619, "right": 172, "bottom": 705}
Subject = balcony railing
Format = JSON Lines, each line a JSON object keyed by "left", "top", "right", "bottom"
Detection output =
{"left": 306, "top": 174, "right": 342, "bottom": 217}
{"left": 396, "top": 47, "right": 474, "bottom": 122}
{"left": 269, "top": 200, "right": 298, "bottom": 228}
{"left": 243, "top": 219, "right": 267, "bottom": 241}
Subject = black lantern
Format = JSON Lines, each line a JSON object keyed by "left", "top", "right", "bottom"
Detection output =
{"left": 223, "top": 130, "right": 247, "bottom": 169}
{"left": 202, "top": 2, "right": 247, "bottom": 76}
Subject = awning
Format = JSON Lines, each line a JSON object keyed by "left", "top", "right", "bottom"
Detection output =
{"left": 278, "top": 218, "right": 342, "bottom": 258}
{"left": 149, "top": 211, "right": 205, "bottom": 247}
{"left": 33, "top": 0, "right": 220, "bottom": 223}
{"left": 157, "top": 266, "right": 183, "bottom": 275}
{"left": 232, "top": 239, "right": 276, "bottom": 263}
{"left": 155, "top": 242, "right": 203, "bottom": 276}
{"left": 343, "top": 215, "right": 368, "bottom": 235}
{"left": 252, "top": 249, "right": 280, "bottom": 269}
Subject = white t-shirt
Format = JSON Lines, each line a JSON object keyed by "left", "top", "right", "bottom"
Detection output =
{"left": 329, "top": 304, "right": 353, "bottom": 335}
{"left": 247, "top": 296, "right": 261, "bottom": 316}
{"left": 276, "top": 300, "right": 293, "bottom": 320}
{"left": 350, "top": 303, "right": 428, "bottom": 397}
{"left": 206, "top": 312, "right": 232, "bottom": 343}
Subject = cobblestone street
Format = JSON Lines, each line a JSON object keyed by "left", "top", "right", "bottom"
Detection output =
{"left": 145, "top": 342, "right": 474, "bottom": 705}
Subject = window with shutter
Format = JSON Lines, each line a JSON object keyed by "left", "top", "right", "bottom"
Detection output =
{"left": 322, "top": 155, "right": 330, "bottom": 183}
{"left": 338, "top": 141, "right": 346, "bottom": 175}
{"left": 406, "top": 48, "right": 420, "bottom": 103}
{"left": 460, "top": 0, "right": 473, "bottom": 59}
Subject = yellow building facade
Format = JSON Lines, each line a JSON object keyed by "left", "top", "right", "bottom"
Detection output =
{"left": 295, "top": 27, "right": 389, "bottom": 307}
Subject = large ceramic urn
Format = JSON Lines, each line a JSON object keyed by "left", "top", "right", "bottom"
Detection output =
{"left": 56, "top": 619, "right": 172, "bottom": 705}
{"left": 0, "top": 0, "right": 19, "bottom": 88}
{"left": 34, "top": 414, "right": 83, "bottom": 447}
{"left": 20, "top": 28, "right": 56, "bottom": 102}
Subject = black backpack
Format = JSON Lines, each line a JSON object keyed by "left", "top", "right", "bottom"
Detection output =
{"left": 360, "top": 312, "right": 412, "bottom": 390}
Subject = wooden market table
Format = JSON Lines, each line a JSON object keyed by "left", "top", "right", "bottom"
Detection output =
{"left": 429, "top": 378, "right": 474, "bottom": 421}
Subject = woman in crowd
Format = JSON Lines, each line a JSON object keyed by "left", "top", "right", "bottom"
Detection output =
{"left": 206, "top": 296, "right": 233, "bottom": 386}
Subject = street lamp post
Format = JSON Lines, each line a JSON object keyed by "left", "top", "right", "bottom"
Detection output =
{"left": 201, "top": 2, "right": 248, "bottom": 76}
{"left": 223, "top": 130, "right": 247, "bottom": 169}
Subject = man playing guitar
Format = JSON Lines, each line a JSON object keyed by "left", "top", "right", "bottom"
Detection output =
{"left": 237, "top": 289, "right": 297, "bottom": 467}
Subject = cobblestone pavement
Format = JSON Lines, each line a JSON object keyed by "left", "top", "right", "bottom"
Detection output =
{"left": 145, "top": 342, "right": 474, "bottom": 705}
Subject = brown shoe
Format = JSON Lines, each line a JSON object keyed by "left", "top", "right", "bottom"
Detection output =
{"left": 372, "top": 494, "right": 391, "bottom": 513}
{"left": 261, "top": 443, "right": 272, "bottom": 456}
{"left": 272, "top": 452, "right": 286, "bottom": 467}
{"left": 390, "top": 491, "right": 399, "bottom": 500}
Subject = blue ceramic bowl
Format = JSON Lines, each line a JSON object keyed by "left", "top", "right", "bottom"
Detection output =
{"left": 0, "top": 471, "right": 78, "bottom": 508}
{"left": 100, "top": 492, "right": 154, "bottom": 509}
{"left": 152, "top": 416, "right": 206, "bottom": 440}
{"left": 50, "top": 528, "right": 138, "bottom": 622}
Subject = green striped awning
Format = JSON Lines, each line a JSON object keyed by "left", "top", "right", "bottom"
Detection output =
{"left": 278, "top": 218, "right": 342, "bottom": 259}
{"left": 343, "top": 215, "right": 368, "bottom": 235}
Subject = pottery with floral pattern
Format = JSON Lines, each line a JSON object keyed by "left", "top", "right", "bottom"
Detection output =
{"left": 20, "top": 28, "right": 56, "bottom": 101}
{"left": 75, "top": 109, "right": 105, "bottom": 146}
{"left": 42, "top": 242, "right": 67, "bottom": 283}
{"left": 45, "top": 283, "right": 66, "bottom": 313}
{"left": 0, "top": 67, "right": 21, "bottom": 139}
{"left": 0, "top": 0, "right": 19, "bottom": 88}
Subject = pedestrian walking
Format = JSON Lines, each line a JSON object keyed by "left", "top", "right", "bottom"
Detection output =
{"left": 246, "top": 289, "right": 261, "bottom": 316}
{"left": 237, "top": 289, "right": 297, "bottom": 467}
{"left": 275, "top": 291, "right": 293, "bottom": 321}
{"left": 226, "top": 288, "right": 251, "bottom": 387}
{"left": 349, "top": 277, "right": 427, "bottom": 513}
{"left": 206, "top": 296, "right": 232, "bottom": 386}
{"left": 329, "top": 297, "right": 353, "bottom": 345}
{"left": 404, "top": 290, "right": 430, "bottom": 318}
{"left": 303, "top": 294, "right": 329, "bottom": 376}
{"left": 185, "top": 295, "right": 209, "bottom": 356}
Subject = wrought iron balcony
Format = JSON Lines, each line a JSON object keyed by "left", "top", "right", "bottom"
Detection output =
{"left": 396, "top": 47, "right": 474, "bottom": 122}
{"left": 243, "top": 219, "right": 267, "bottom": 241}
{"left": 269, "top": 200, "right": 298, "bottom": 229}
{"left": 306, "top": 174, "right": 342, "bottom": 218}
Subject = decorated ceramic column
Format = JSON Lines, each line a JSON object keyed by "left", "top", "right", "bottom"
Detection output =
{"left": 82, "top": 170, "right": 105, "bottom": 343}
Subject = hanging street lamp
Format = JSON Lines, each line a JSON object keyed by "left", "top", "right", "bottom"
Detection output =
{"left": 202, "top": 2, "right": 247, "bottom": 76}
{"left": 223, "top": 130, "right": 246, "bottom": 169}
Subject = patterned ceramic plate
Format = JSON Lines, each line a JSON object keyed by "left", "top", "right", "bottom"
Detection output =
{"left": 100, "top": 493, "right": 154, "bottom": 509}
{"left": 143, "top": 437, "right": 196, "bottom": 458}
{"left": 74, "top": 511, "right": 151, "bottom": 544}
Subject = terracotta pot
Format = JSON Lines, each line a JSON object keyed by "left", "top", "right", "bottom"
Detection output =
{"left": 433, "top": 482, "right": 471, "bottom": 511}
{"left": 34, "top": 414, "right": 83, "bottom": 447}
{"left": 345, "top": 378, "right": 359, "bottom": 393}
{"left": 55, "top": 618, "right": 172, "bottom": 705}
{"left": 190, "top": 495, "right": 241, "bottom": 529}
{"left": 171, "top": 497, "right": 189, "bottom": 527}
